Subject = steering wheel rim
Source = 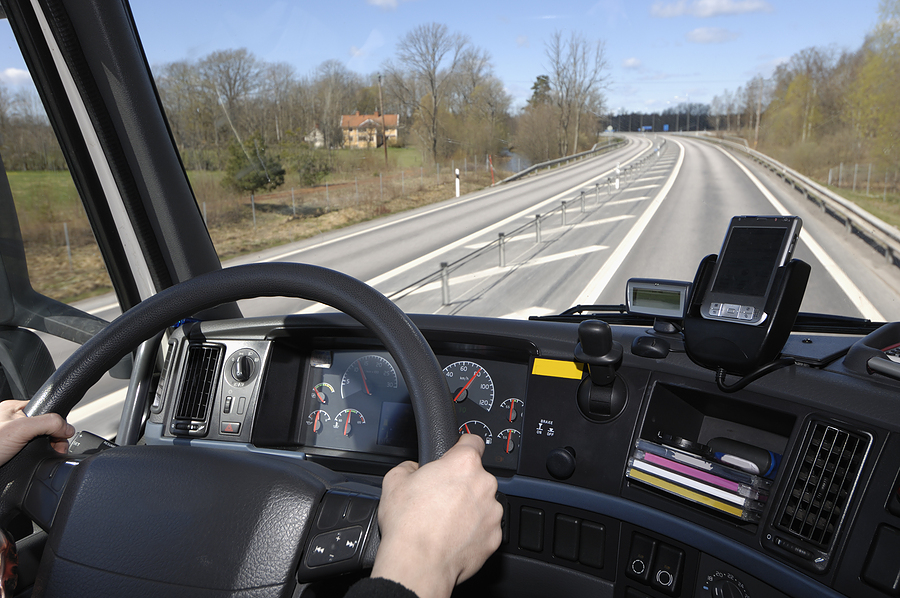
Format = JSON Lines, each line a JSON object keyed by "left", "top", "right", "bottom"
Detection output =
{"left": 1, "top": 263, "right": 457, "bottom": 523}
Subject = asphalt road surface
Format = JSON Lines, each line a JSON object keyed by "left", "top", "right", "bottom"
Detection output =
{"left": 49, "top": 134, "right": 900, "bottom": 437}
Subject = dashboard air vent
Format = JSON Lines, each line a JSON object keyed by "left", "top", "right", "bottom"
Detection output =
{"left": 174, "top": 344, "right": 222, "bottom": 422}
{"left": 777, "top": 422, "right": 870, "bottom": 548}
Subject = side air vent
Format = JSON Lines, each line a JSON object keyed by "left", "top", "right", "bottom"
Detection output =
{"left": 769, "top": 421, "right": 871, "bottom": 572}
{"left": 171, "top": 343, "right": 223, "bottom": 436}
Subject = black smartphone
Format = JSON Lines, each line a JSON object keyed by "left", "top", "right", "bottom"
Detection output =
{"left": 700, "top": 215, "right": 802, "bottom": 326}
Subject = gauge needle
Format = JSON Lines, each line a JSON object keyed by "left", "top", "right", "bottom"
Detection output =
{"left": 509, "top": 401, "right": 515, "bottom": 422}
{"left": 506, "top": 434, "right": 512, "bottom": 454}
{"left": 314, "top": 388, "right": 326, "bottom": 403}
{"left": 453, "top": 367, "right": 482, "bottom": 402}
{"left": 357, "top": 360, "right": 371, "bottom": 395}
{"left": 344, "top": 416, "right": 350, "bottom": 436}
{"left": 464, "top": 424, "right": 471, "bottom": 434}
{"left": 314, "top": 411, "right": 321, "bottom": 432}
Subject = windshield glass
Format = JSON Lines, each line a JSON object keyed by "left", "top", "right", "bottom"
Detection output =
{"left": 2, "top": 0, "right": 899, "bottom": 325}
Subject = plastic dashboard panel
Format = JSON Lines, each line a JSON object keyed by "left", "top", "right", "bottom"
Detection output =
{"left": 145, "top": 313, "right": 900, "bottom": 598}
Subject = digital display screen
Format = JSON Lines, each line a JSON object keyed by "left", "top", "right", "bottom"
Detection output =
{"left": 377, "top": 402, "right": 416, "bottom": 449}
{"left": 711, "top": 227, "right": 787, "bottom": 297}
{"left": 633, "top": 288, "right": 682, "bottom": 311}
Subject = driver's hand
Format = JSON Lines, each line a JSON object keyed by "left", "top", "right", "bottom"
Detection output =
{"left": 371, "top": 434, "right": 502, "bottom": 598}
{"left": 0, "top": 400, "right": 74, "bottom": 466}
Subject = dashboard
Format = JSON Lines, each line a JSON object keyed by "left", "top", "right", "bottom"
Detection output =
{"left": 145, "top": 313, "right": 900, "bottom": 598}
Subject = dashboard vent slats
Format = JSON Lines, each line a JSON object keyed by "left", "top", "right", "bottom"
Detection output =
{"left": 777, "top": 422, "right": 869, "bottom": 548}
{"left": 174, "top": 344, "right": 222, "bottom": 421}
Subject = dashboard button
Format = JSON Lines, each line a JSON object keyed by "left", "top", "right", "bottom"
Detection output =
{"left": 650, "top": 543, "right": 683, "bottom": 595}
{"left": 318, "top": 492, "right": 351, "bottom": 530}
{"left": 306, "top": 526, "right": 363, "bottom": 567}
{"left": 220, "top": 421, "right": 240, "bottom": 435}
{"left": 625, "top": 533, "right": 656, "bottom": 584}
{"left": 519, "top": 507, "right": 544, "bottom": 552}
{"left": 553, "top": 515, "right": 579, "bottom": 561}
{"left": 579, "top": 521, "right": 605, "bottom": 569}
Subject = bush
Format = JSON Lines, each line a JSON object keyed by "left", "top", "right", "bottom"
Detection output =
{"left": 222, "top": 135, "right": 285, "bottom": 193}
{"left": 295, "top": 149, "right": 333, "bottom": 187}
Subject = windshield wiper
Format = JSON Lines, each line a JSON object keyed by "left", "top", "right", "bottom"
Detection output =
{"left": 532, "top": 305, "right": 884, "bottom": 335}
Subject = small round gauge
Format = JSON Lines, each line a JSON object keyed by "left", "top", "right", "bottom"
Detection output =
{"left": 497, "top": 429, "right": 521, "bottom": 454}
{"left": 444, "top": 361, "right": 494, "bottom": 411}
{"left": 311, "top": 382, "right": 335, "bottom": 404}
{"left": 500, "top": 398, "right": 524, "bottom": 422}
{"left": 334, "top": 408, "right": 366, "bottom": 437}
{"left": 342, "top": 355, "right": 398, "bottom": 398}
{"left": 458, "top": 420, "right": 493, "bottom": 445}
{"left": 306, "top": 410, "right": 331, "bottom": 434}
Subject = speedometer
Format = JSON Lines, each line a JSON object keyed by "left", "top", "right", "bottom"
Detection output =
{"left": 443, "top": 360, "right": 494, "bottom": 411}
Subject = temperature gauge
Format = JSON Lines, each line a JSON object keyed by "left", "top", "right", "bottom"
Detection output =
{"left": 497, "top": 429, "right": 521, "bottom": 454}
{"left": 334, "top": 409, "right": 366, "bottom": 437}
{"left": 500, "top": 398, "right": 524, "bottom": 422}
{"left": 311, "top": 382, "right": 335, "bottom": 404}
{"left": 306, "top": 410, "right": 331, "bottom": 434}
{"left": 459, "top": 420, "right": 493, "bottom": 445}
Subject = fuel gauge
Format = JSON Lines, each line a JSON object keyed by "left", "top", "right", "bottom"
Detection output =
{"left": 312, "top": 382, "right": 335, "bottom": 404}
{"left": 459, "top": 421, "right": 493, "bottom": 445}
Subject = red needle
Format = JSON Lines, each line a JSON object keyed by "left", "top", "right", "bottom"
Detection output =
{"left": 344, "top": 415, "right": 350, "bottom": 436}
{"left": 314, "top": 388, "right": 326, "bottom": 403}
{"left": 509, "top": 401, "right": 515, "bottom": 422}
{"left": 453, "top": 368, "right": 482, "bottom": 402}
{"left": 506, "top": 434, "right": 512, "bottom": 454}
{"left": 314, "top": 411, "right": 320, "bottom": 432}
{"left": 464, "top": 424, "right": 471, "bottom": 434}
{"left": 358, "top": 360, "right": 371, "bottom": 395}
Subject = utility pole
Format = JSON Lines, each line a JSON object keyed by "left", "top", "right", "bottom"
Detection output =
{"left": 378, "top": 74, "right": 388, "bottom": 166}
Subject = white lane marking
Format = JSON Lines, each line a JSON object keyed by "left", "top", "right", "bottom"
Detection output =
{"left": 68, "top": 387, "right": 126, "bottom": 427}
{"left": 261, "top": 140, "right": 642, "bottom": 264}
{"left": 573, "top": 139, "right": 686, "bottom": 305}
{"left": 397, "top": 245, "right": 610, "bottom": 299}
{"left": 623, "top": 184, "right": 660, "bottom": 192}
{"left": 499, "top": 307, "right": 555, "bottom": 319}
{"left": 295, "top": 139, "right": 655, "bottom": 314}
{"left": 712, "top": 145, "right": 884, "bottom": 321}
{"left": 463, "top": 214, "right": 636, "bottom": 249}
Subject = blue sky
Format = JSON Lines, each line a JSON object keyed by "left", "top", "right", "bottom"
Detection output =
{"left": 0, "top": 0, "right": 884, "bottom": 112}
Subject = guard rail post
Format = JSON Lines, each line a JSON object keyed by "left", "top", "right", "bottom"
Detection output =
{"left": 595, "top": 183, "right": 600, "bottom": 204}
{"left": 440, "top": 262, "right": 450, "bottom": 306}
{"left": 535, "top": 215, "right": 542, "bottom": 243}
{"left": 562, "top": 201, "right": 568, "bottom": 226}
{"left": 580, "top": 191, "right": 586, "bottom": 213}
{"left": 499, "top": 233, "right": 506, "bottom": 267}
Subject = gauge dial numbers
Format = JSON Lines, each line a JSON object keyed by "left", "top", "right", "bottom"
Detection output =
{"left": 444, "top": 361, "right": 494, "bottom": 410}
{"left": 459, "top": 420, "right": 493, "bottom": 445}
{"left": 334, "top": 409, "right": 366, "bottom": 437}
{"left": 497, "top": 429, "right": 521, "bottom": 454}
{"left": 341, "top": 355, "right": 398, "bottom": 398}
{"left": 306, "top": 410, "right": 331, "bottom": 434}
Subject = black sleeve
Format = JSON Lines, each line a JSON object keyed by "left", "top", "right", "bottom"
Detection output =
{"left": 343, "top": 577, "right": 419, "bottom": 598}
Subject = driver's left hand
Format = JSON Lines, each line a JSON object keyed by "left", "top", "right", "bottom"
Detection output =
{"left": 0, "top": 400, "right": 74, "bottom": 465}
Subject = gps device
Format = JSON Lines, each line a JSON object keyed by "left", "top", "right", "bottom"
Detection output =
{"left": 626, "top": 279, "right": 691, "bottom": 319}
{"left": 700, "top": 215, "right": 801, "bottom": 326}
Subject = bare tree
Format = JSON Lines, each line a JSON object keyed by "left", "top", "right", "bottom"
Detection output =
{"left": 545, "top": 31, "right": 609, "bottom": 155}
{"left": 386, "top": 23, "right": 470, "bottom": 162}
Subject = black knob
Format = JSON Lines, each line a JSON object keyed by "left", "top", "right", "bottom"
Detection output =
{"left": 578, "top": 320, "right": 612, "bottom": 358}
{"left": 233, "top": 355, "right": 254, "bottom": 382}
{"left": 710, "top": 579, "right": 745, "bottom": 598}
{"left": 546, "top": 447, "right": 577, "bottom": 480}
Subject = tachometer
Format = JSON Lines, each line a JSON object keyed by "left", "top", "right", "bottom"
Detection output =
{"left": 444, "top": 360, "right": 494, "bottom": 411}
{"left": 341, "top": 355, "right": 398, "bottom": 398}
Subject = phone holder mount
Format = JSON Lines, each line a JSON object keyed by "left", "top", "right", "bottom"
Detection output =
{"left": 683, "top": 254, "right": 810, "bottom": 377}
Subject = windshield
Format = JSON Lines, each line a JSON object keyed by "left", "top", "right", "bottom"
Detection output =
{"left": 1, "top": 0, "right": 898, "bottom": 326}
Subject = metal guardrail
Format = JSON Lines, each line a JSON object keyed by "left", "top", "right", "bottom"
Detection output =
{"left": 694, "top": 134, "right": 900, "bottom": 266}
{"left": 496, "top": 138, "right": 627, "bottom": 185}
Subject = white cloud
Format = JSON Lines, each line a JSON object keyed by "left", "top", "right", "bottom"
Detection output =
{"left": 516, "top": 35, "right": 529, "bottom": 48}
{"left": 623, "top": 58, "right": 642, "bottom": 69}
{"left": 365, "top": 0, "right": 413, "bottom": 9}
{"left": 686, "top": 27, "right": 739, "bottom": 43}
{"left": 651, "top": 0, "right": 772, "bottom": 18}
{"left": 0, "top": 68, "right": 31, "bottom": 86}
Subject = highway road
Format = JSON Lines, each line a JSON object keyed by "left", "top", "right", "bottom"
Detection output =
{"left": 50, "top": 133, "right": 900, "bottom": 437}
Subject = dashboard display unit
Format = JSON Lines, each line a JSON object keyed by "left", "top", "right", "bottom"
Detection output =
{"left": 626, "top": 279, "right": 691, "bottom": 319}
{"left": 700, "top": 215, "right": 801, "bottom": 326}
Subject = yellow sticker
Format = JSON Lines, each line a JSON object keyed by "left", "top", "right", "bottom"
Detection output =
{"left": 531, "top": 358, "right": 584, "bottom": 380}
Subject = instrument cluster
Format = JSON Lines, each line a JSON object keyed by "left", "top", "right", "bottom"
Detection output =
{"left": 299, "top": 349, "right": 528, "bottom": 471}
